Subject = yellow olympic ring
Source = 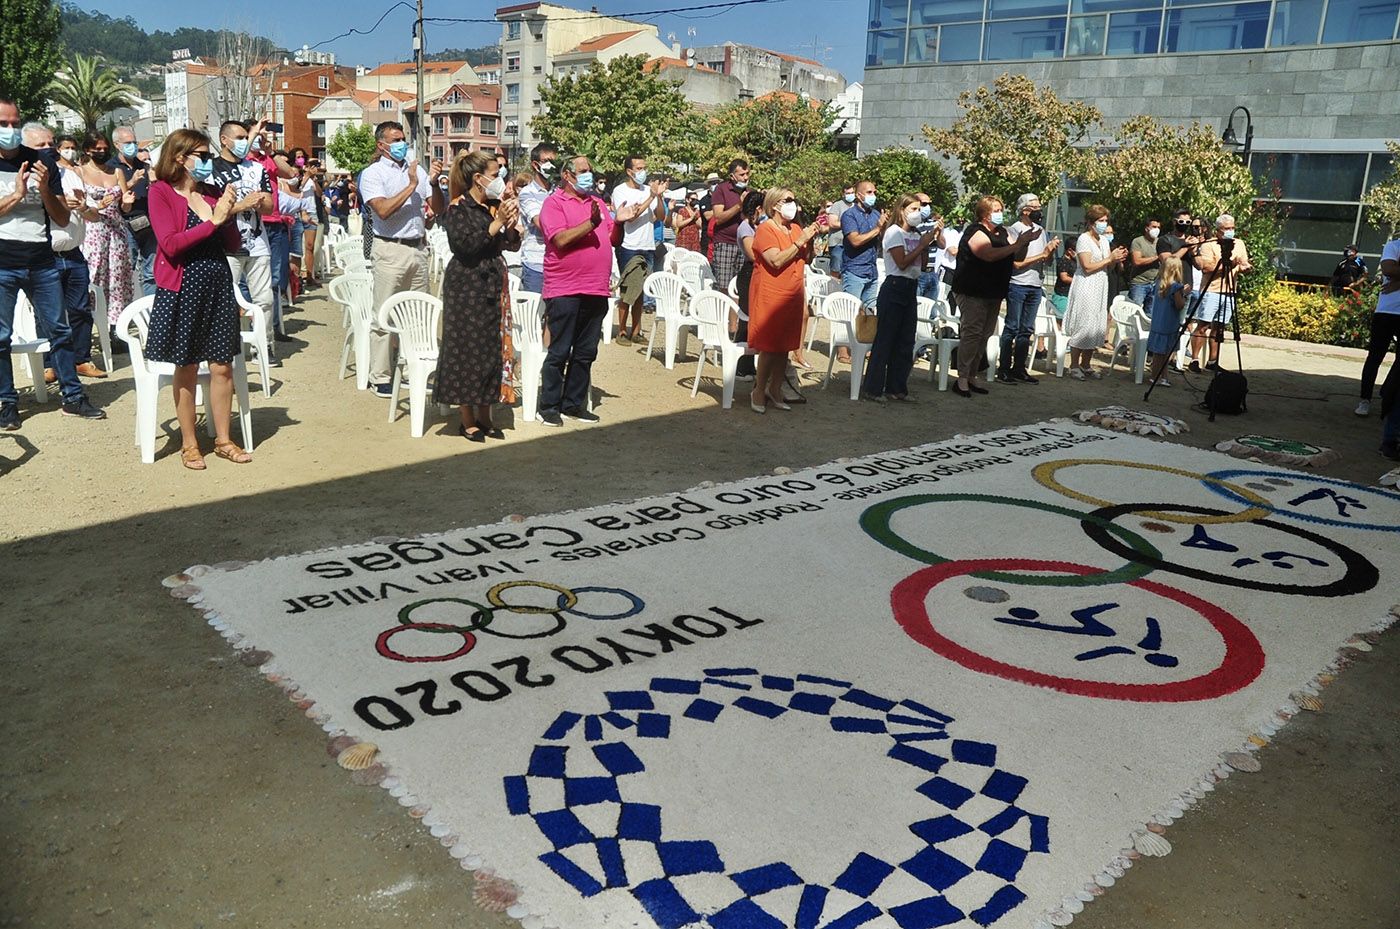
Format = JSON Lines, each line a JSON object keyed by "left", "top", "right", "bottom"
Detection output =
{"left": 487, "top": 580, "right": 579, "bottom": 614}
{"left": 1032, "top": 459, "right": 1273, "bottom": 525}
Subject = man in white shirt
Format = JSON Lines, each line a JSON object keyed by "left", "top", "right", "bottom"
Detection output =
{"left": 934, "top": 223, "right": 960, "bottom": 306}
{"left": 517, "top": 142, "right": 556, "bottom": 295}
{"left": 998, "top": 192, "right": 1059, "bottom": 385}
{"left": 609, "top": 155, "right": 666, "bottom": 345}
{"left": 359, "top": 120, "right": 444, "bottom": 394}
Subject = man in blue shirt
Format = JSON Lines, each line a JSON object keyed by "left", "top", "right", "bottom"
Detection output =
{"left": 840, "top": 179, "right": 886, "bottom": 310}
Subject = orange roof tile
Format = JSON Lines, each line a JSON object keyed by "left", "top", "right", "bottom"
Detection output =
{"left": 570, "top": 30, "right": 643, "bottom": 53}
{"left": 644, "top": 56, "right": 717, "bottom": 74}
{"left": 366, "top": 60, "right": 470, "bottom": 76}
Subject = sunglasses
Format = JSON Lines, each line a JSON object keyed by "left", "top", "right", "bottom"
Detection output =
{"left": 189, "top": 150, "right": 212, "bottom": 159}
{"left": 780, "top": 197, "right": 796, "bottom": 204}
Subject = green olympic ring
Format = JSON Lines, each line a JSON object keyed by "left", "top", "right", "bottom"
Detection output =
{"left": 397, "top": 597, "right": 496, "bottom": 634}
{"left": 859, "top": 493, "right": 1162, "bottom": 587}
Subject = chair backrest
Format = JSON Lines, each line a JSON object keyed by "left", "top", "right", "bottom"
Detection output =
{"left": 1109, "top": 295, "right": 1143, "bottom": 328}
{"left": 677, "top": 256, "right": 715, "bottom": 295}
{"left": 690, "top": 291, "right": 738, "bottom": 348}
{"left": 511, "top": 292, "right": 544, "bottom": 350}
{"left": 333, "top": 238, "right": 366, "bottom": 271}
{"left": 329, "top": 273, "right": 375, "bottom": 325}
{"left": 379, "top": 291, "right": 441, "bottom": 359}
{"left": 915, "top": 296, "right": 936, "bottom": 338}
{"left": 13, "top": 293, "right": 40, "bottom": 342}
{"left": 666, "top": 246, "right": 697, "bottom": 274}
{"left": 88, "top": 284, "right": 108, "bottom": 326}
{"left": 727, "top": 276, "right": 738, "bottom": 300}
{"left": 114, "top": 295, "right": 158, "bottom": 371}
{"left": 821, "top": 291, "right": 863, "bottom": 323}
{"left": 805, "top": 273, "right": 832, "bottom": 306}
{"left": 643, "top": 271, "right": 687, "bottom": 318}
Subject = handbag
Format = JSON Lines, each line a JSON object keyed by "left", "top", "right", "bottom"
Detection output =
{"left": 854, "top": 312, "right": 879, "bottom": 343}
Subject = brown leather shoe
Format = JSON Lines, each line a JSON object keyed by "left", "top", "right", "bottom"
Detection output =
{"left": 76, "top": 362, "right": 108, "bottom": 378}
{"left": 44, "top": 368, "right": 57, "bottom": 384}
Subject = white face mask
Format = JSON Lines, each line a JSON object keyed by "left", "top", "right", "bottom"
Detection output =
{"left": 59, "top": 147, "right": 79, "bottom": 162}
{"left": 1147, "top": 227, "right": 1159, "bottom": 240}
{"left": 905, "top": 209, "right": 923, "bottom": 226}
{"left": 484, "top": 175, "right": 506, "bottom": 200}
{"left": 779, "top": 201, "right": 798, "bottom": 221}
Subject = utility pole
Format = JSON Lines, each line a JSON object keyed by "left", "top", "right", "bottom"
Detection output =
{"left": 415, "top": 0, "right": 427, "bottom": 166}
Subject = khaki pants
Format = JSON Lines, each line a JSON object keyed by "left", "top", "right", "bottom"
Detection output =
{"left": 370, "top": 239, "right": 429, "bottom": 386}
{"left": 955, "top": 294, "right": 1001, "bottom": 378}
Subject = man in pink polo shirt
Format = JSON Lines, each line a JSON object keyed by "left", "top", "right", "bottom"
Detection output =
{"left": 537, "top": 154, "right": 614, "bottom": 427}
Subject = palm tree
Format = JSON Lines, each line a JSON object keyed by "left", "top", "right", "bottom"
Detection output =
{"left": 46, "top": 54, "right": 139, "bottom": 136}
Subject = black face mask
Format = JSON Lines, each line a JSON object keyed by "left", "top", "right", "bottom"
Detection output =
{"left": 1175, "top": 220, "right": 1189, "bottom": 231}
{"left": 1028, "top": 209, "right": 1044, "bottom": 225}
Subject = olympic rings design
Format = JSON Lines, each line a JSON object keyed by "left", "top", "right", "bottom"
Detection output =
{"left": 1203, "top": 470, "right": 1400, "bottom": 533}
{"left": 1032, "top": 459, "right": 1273, "bottom": 525}
{"left": 374, "top": 581, "right": 646, "bottom": 662}
{"left": 859, "top": 493, "right": 1162, "bottom": 587}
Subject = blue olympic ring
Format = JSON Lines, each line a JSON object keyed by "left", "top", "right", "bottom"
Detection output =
{"left": 1203, "top": 469, "right": 1400, "bottom": 533}
{"left": 556, "top": 585, "right": 647, "bottom": 620}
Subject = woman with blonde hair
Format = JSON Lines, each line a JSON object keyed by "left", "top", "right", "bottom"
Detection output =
{"left": 1145, "top": 254, "right": 1188, "bottom": 386}
{"left": 1062, "top": 204, "right": 1129, "bottom": 380}
{"left": 433, "top": 150, "right": 521, "bottom": 441}
{"left": 747, "top": 187, "right": 821, "bottom": 413}
{"left": 146, "top": 128, "right": 245, "bottom": 468}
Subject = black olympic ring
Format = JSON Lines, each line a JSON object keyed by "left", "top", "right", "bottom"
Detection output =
{"left": 1080, "top": 503, "right": 1378, "bottom": 598}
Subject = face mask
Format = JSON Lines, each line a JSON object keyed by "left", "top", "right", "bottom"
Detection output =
{"left": 1176, "top": 220, "right": 1189, "bottom": 231}
{"left": 843, "top": 193, "right": 855, "bottom": 204}
{"left": 388, "top": 141, "right": 409, "bottom": 162}
{"left": 779, "top": 202, "right": 798, "bottom": 221}
{"left": 632, "top": 169, "right": 648, "bottom": 185}
{"left": 920, "top": 205, "right": 932, "bottom": 220}
{"left": 1222, "top": 229, "right": 1235, "bottom": 240}
{"left": 733, "top": 180, "right": 748, "bottom": 190}
{"left": 438, "top": 178, "right": 449, "bottom": 190}
{"left": 1147, "top": 228, "right": 1159, "bottom": 240}
{"left": 1093, "top": 220, "right": 1108, "bottom": 235}
{"left": 192, "top": 157, "right": 214, "bottom": 182}
{"left": 59, "top": 148, "right": 78, "bottom": 162}
{"left": 295, "top": 156, "right": 306, "bottom": 167}
{"left": 862, "top": 194, "right": 877, "bottom": 208}
{"left": 0, "top": 126, "right": 20, "bottom": 149}
{"left": 1028, "top": 209, "right": 1044, "bottom": 225}
{"left": 573, "top": 171, "right": 594, "bottom": 194}
{"left": 989, "top": 210, "right": 1004, "bottom": 225}
{"left": 536, "top": 161, "right": 554, "bottom": 179}
{"left": 119, "top": 142, "right": 137, "bottom": 159}
{"left": 485, "top": 176, "right": 506, "bottom": 200}
{"left": 905, "top": 209, "right": 923, "bottom": 226}
{"left": 230, "top": 138, "right": 250, "bottom": 159}
{"left": 1104, "top": 233, "right": 1115, "bottom": 244}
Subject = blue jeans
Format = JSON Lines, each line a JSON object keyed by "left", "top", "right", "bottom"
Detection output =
{"left": 0, "top": 263, "right": 84, "bottom": 405}
{"left": 1128, "top": 281, "right": 1156, "bottom": 317}
{"left": 266, "top": 224, "right": 289, "bottom": 329}
{"left": 863, "top": 277, "right": 917, "bottom": 397}
{"left": 520, "top": 264, "right": 544, "bottom": 295}
{"left": 841, "top": 270, "right": 878, "bottom": 308}
{"left": 541, "top": 294, "right": 608, "bottom": 415}
{"left": 999, "top": 282, "right": 1042, "bottom": 373}
{"left": 45, "top": 250, "right": 93, "bottom": 366}
{"left": 139, "top": 247, "right": 156, "bottom": 297}
{"left": 829, "top": 243, "right": 844, "bottom": 275}
{"left": 917, "top": 268, "right": 940, "bottom": 300}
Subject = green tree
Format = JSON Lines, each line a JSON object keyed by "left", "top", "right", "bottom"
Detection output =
{"left": 704, "top": 92, "right": 837, "bottom": 177}
{"left": 923, "top": 72, "right": 1100, "bottom": 213}
{"left": 46, "top": 52, "right": 138, "bottom": 135}
{"left": 532, "top": 55, "right": 698, "bottom": 175}
{"left": 2, "top": 0, "right": 64, "bottom": 120}
{"left": 1362, "top": 140, "right": 1400, "bottom": 237}
{"left": 327, "top": 122, "right": 378, "bottom": 177}
{"left": 855, "top": 148, "right": 957, "bottom": 216}
{"left": 770, "top": 147, "right": 857, "bottom": 210}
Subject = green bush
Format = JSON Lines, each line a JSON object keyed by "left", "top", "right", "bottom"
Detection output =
{"left": 1236, "top": 281, "right": 1376, "bottom": 348}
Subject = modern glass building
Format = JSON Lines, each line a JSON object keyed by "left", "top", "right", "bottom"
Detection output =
{"left": 861, "top": 0, "right": 1400, "bottom": 278}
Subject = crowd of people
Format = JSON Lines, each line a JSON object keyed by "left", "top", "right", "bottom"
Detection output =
{"left": 3, "top": 94, "right": 1399, "bottom": 464}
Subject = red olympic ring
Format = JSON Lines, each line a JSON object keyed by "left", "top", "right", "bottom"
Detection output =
{"left": 375, "top": 622, "right": 479, "bottom": 663}
{"left": 890, "top": 558, "right": 1265, "bottom": 703}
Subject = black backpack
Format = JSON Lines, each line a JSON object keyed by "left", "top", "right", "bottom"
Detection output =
{"left": 1204, "top": 370, "right": 1248, "bottom": 415}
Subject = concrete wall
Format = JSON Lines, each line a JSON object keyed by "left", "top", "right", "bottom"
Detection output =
{"left": 693, "top": 43, "right": 847, "bottom": 103}
{"left": 659, "top": 66, "right": 743, "bottom": 110}
{"left": 861, "top": 41, "right": 1400, "bottom": 153}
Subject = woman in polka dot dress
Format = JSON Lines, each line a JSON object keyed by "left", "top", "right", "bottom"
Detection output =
{"left": 147, "top": 129, "right": 249, "bottom": 469}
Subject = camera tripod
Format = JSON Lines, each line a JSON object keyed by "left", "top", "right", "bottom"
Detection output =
{"left": 1143, "top": 238, "right": 1245, "bottom": 421}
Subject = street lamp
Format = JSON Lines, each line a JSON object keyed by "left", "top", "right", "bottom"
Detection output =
{"left": 504, "top": 125, "right": 518, "bottom": 172}
{"left": 1221, "top": 105, "right": 1253, "bottom": 161}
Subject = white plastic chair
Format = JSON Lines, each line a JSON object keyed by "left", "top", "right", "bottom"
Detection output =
{"left": 688, "top": 291, "right": 745, "bottom": 410}
{"left": 1108, "top": 295, "right": 1150, "bottom": 383}
{"left": 378, "top": 291, "right": 441, "bottom": 437}
{"left": 666, "top": 246, "right": 698, "bottom": 274}
{"left": 511, "top": 291, "right": 546, "bottom": 423}
{"left": 12, "top": 294, "right": 52, "bottom": 403}
{"left": 913, "top": 296, "right": 939, "bottom": 373}
{"left": 819, "top": 291, "right": 873, "bottom": 400}
{"left": 333, "top": 238, "right": 370, "bottom": 276}
{"left": 115, "top": 295, "right": 253, "bottom": 463}
{"left": 804, "top": 272, "right": 834, "bottom": 353}
{"left": 643, "top": 271, "right": 696, "bottom": 370}
{"left": 321, "top": 223, "right": 347, "bottom": 274}
{"left": 676, "top": 255, "right": 715, "bottom": 303}
{"left": 87, "top": 285, "right": 115, "bottom": 373}
{"left": 928, "top": 303, "right": 959, "bottom": 390}
{"left": 226, "top": 257, "right": 273, "bottom": 398}
{"left": 1033, "top": 304, "right": 1067, "bottom": 375}
{"left": 331, "top": 273, "right": 375, "bottom": 390}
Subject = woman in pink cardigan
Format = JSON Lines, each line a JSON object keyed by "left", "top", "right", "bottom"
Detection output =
{"left": 148, "top": 129, "right": 249, "bottom": 469}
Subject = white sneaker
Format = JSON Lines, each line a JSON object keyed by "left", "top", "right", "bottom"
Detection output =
{"left": 1068, "top": 367, "right": 1086, "bottom": 381}
{"left": 1157, "top": 376, "right": 1172, "bottom": 387}
{"left": 1356, "top": 399, "right": 1371, "bottom": 417}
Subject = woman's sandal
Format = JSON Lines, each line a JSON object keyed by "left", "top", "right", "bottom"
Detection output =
{"left": 213, "top": 441, "right": 253, "bottom": 464}
{"left": 180, "top": 445, "right": 206, "bottom": 471}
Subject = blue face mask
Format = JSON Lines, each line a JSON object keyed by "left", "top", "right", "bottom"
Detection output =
{"left": 0, "top": 126, "right": 23, "bottom": 149}
{"left": 388, "top": 141, "right": 409, "bottom": 162}
{"left": 229, "top": 138, "right": 250, "bottom": 159}
{"left": 1222, "top": 229, "right": 1236, "bottom": 240}
{"left": 573, "top": 171, "right": 595, "bottom": 194}
{"left": 863, "top": 194, "right": 877, "bottom": 208}
{"left": 121, "top": 142, "right": 138, "bottom": 158}
{"left": 1094, "top": 220, "right": 1108, "bottom": 235}
{"left": 920, "top": 205, "right": 932, "bottom": 220}
{"left": 633, "top": 169, "right": 648, "bottom": 185}
{"left": 192, "top": 157, "right": 214, "bottom": 182}
{"left": 733, "top": 180, "right": 747, "bottom": 190}
{"left": 1104, "top": 233, "right": 1115, "bottom": 243}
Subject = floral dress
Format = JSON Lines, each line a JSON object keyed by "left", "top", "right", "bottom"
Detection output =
{"left": 83, "top": 182, "right": 133, "bottom": 322}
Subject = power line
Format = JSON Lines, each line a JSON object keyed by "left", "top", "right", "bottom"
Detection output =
{"left": 423, "top": 0, "right": 788, "bottom": 26}
{"left": 309, "top": 1, "right": 417, "bottom": 50}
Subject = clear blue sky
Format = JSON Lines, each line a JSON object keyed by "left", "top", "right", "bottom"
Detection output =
{"left": 78, "top": 0, "right": 870, "bottom": 82}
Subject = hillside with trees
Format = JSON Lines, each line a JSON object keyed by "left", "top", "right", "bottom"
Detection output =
{"left": 58, "top": 4, "right": 280, "bottom": 68}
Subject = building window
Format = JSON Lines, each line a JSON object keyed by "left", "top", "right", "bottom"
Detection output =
{"left": 1269, "top": 0, "right": 1323, "bottom": 45}
{"left": 1252, "top": 152, "right": 1369, "bottom": 202}
{"left": 983, "top": 16, "right": 1067, "bottom": 59}
{"left": 533, "top": 65, "right": 542, "bottom": 73}
{"left": 506, "top": 83, "right": 520, "bottom": 104}
{"left": 318, "top": 75, "right": 329, "bottom": 90}
{"left": 868, "top": 0, "right": 909, "bottom": 30}
{"left": 312, "top": 120, "right": 325, "bottom": 138}
{"left": 275, "top": 94, "right": 284, "bottom": 116}
{"left": 480, "top": 116, "right": 498, "bottom": 135}
{"left": 507, "top": 20, "right": 521, "bottom": 39}
{"left": 507, "top": 53, "right": 520, "bottom": 71}
{"left": 1322, "top": 0, "right": 1400, "bottom": 43}
{"left": 433, "top": 116, "right": 444, "bottom": 133}
{"left": 1164, "top": 2, "right": 1270, "bottom": 53}
{"left": 910, "top": 0, "right": 982, "bottom": 25}
{"left": 868, "top": 29, "right": 907, "bottom": 65}
{"left": 1106, "top": 10, "right": 1163, "bottom": 54}
{"left": 987, "top": 0, "right": 1067, "bottom": 18}
{"left": 434, "top": 145, "right": 444, "bottom": 160}
{"left": 1066, "top": 14, "right": 1106, "bottom": 56}
{"left": 380, "top": 99, "right": 393, "bottom": 110}
{"left": 451, "top": 115, "right": 468, "bottom": 132}
{"left": 939, "top": 22, "right": 983, "bottom": 60}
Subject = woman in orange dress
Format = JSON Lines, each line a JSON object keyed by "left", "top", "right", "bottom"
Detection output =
{"left": 747, "top": 187, "right": 821, "bottom": 413}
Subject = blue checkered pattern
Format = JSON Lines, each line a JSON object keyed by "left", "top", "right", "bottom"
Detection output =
{"left": 505, "top": 669, "right": 1049, "bottom": 928}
